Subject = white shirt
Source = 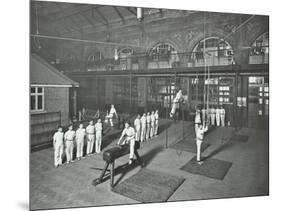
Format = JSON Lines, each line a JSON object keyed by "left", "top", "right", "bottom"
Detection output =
{"left": 220, "top": 108, "right": 226, "bottom": 115}
{"left": 76, "top": 128, "right": 86, "bottom": 141}
{"left": 109, "top": 107, "right": 117, "bottom": 116}
{"left": 173, "top": 91, "right": 183, "bottom": 103}
{"left": 86, "top": 125, "right": 95, "bottom": 134}
{"left": 146, "top": 115, "right": 151, "bottom": 123}
{"left": 216, "top": 108, "right": 220, "bottom": 116}
{"left": 140, "top": 116, "right": 146, "bottom": 126}
{"left": 134, "top": 118, "right": 141, "bottom": 129}
{"left": 195, "top": 112, "right": 201, "bottom": 124}
{"left": 53, "top": 131, "right": 64, "bottom": 145}
{"left": 150, "top": 114, "right": 155, "bottom": 123}
{"left": 94, "top": 122, "right": 102, "bottom": 133}
{"left": 155, "top": 113, "right": 159, "bottom": 121}
{"left": 121, "top": 127, "right": 135, "bottom": 137}
{"left": 211, "top": 108, "right": 216, "bottom": 115}
{"left": 64, "top": 130, "right": 75, "bottom": 141}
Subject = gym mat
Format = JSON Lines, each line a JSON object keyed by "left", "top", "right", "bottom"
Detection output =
{"left": 230, "top": 134, "right": 249, "bottom": 143}
{"left": 180, "top": 156, "right": 232, "bottom": 180}
{"left": 112, "top": 168, "right": 185, "bottom": 202}
{"left": 170, "top": 139, "right": 210, "bottom": 153}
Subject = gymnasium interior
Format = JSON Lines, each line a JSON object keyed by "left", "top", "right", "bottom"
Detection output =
{"left": 30, "top": 1, "right": 269, "bottom": 210}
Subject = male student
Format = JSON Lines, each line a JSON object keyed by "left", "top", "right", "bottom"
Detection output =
{"left": 64, "top": 125, "right": 76, "bottom": 164}
{"left": 75, "top": 123, "right": 86, "bottom": 160}
{"left": 86, "top": 120, "right": 95, "bottom": 156}
{"left": 134, "top": 114, "right": 141, "bottom": 141}
{"left": 94, "top": 118, "right": 103, "bottom": 153}
{"left": 196, "top": 123, "right": 208, "bottom": 165}
{"left": 53, "top": 125, "right": 64, "bottom": 167}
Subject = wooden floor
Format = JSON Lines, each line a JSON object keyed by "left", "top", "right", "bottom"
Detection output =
{"left": 30, "top": 120, "right": 269, "bottom": 210}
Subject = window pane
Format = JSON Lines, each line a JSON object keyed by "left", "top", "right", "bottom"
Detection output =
{"left": 31, "top": 96, "right": 36, "bottom": 110}
{"left": 37, "top": 95, "right": 43, "bottom": 110}
{"left": 37, "top": 87, "right": 43, "bottom": 93}
{"left": 31, "top": 87, "right": 35, "bottom": 93}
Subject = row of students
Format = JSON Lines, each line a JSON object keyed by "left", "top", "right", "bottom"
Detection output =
{"left": 199, "top": 105, "right": 226, "bottom": 127}
{"left": 52, "top": 119, "right": 103, "bottom": 168}
{"left": 134, "top": 110, "right": 159, "bottom": 142}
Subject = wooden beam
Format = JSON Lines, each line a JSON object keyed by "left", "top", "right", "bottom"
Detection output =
{"left": 95, "top": 8, "right": 109, "bottom": 25}
{"left": 113, "top": 6, "right": 125, "bottom": 23}
{"left": 91, "top": 7, "right": 108, "bottom": 26}
{"left": 126, "top": 7, "right": 137, "bottom": 16}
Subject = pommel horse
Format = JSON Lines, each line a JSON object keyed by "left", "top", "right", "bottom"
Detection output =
{"left": 92, "top": 143, "right": 143, "bottom": 189}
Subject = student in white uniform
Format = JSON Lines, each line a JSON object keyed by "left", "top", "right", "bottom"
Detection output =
{"left": 170, "top": 89, "right": 183, "bottom": 118}
{"left": 215, "top": 106, "right": 221, "bottom": 126}
{"left": 134, "top": 114, "right": 141, "bottom": 141}
{"left": 86, "top": 120, "right": 95, "bottom": 156}
{"left": 117, "top": 122, "right": 137, "bottom": 165}
{"left": 154, "top": 110, "right": 159, "bottom": 136}
{"left": 94, "top": 118, "right": 103, "bottom": 153}
{"left": 146, "top": 112, "right": 151, "bottom": 140}
{"left": 150, "top": 111, "right": 156, "bottom": 138}
{"left": 75, "top": 123, "right": 86, "bottom": 161}
{"left": 140, "top": 113, "right": 147, "bottom": 142}
{"left": 53, "top": 126, "right": 64, "bottom": 167}
{"left": 220, "top": 105, "right": 226, "bottom": 127}
{"left": 196, "top": 123, "right": 208, "bottom": 165}
{"left": 194, "top": 108, "right": 202, "bottom": 135}
{"left": 210, "top": 106, "right": 216, "bottom": 126}
{"left": 109, "top": 104, "right": 118, "bottom": 127}
{"left": 64, "top": 125, "right": 76, "bottom": 164}
{"left": 201, "top": 106, "right": 207, "bottom": 125}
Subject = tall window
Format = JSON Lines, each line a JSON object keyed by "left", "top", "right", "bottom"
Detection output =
{"left": 31, "top": 87, "right": 44, "bottom": 112}
{"left": 149, "top": 43, "right": 178, "bottom": 61}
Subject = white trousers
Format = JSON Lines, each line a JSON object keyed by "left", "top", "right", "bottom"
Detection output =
{"left": 87, "top": 134, "right": 95, "bottom": 154}
{"left": 140, "top": 125, "right": 146, "bottom": 142}
{"left": 211, "top": 114, "right": 216, "bottom": 125}
{"left": 194, "top": 124, "right": 199, "bottom": 136}
{"left": 146, "top": 124, "right": 151, "bottom": 140}
{"left": 154, "top": 120, "right": 159, "bottom": 136}
{"left": 216, "top": 114, "right": 220, "bottom": 126}
{"left": 65, "top": 141, "right": 74, "bottom": 162}
{"left": 76, "top": 139, "right": 84, "bottom": 158}
{"left": 196, "top": 139, "right": 203, "bottom": 161}
{"left": 95, "top": 132, "right": 102, "bottom": 153}
{"left": 220, "top": 115, "right": 225, "bottom": 127}
{"left": 135, "top": 127, "right": 141, "bottom": 141}
{"left": 150, "top": 122, "right": 155, "bottom": 138}
{"left": 54, "top": 144, "right": 63, "bottom": 166}
{"left": 170, "top": 102, "right": 178, "bottom": 115}
{"left": 128, "top": 137, "right": 135, "bottom": 160}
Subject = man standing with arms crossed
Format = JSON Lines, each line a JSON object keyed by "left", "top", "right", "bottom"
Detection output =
{"left": 95, "top": 118, "right": 103, "bottom": 153}
{"left": 64, "top": 125, "right": 76, "bottom": 164}
{"left": 140, "top": 113, "right": 147, "bottom": 142}
{"left": 75, "top": 123, "right": 86, "bottom": 161}
{"left": 86, "top": 120, "right": 95, "bottom": 156}
{"left": 53, "top": 125, "right": 64, "bottom": 168}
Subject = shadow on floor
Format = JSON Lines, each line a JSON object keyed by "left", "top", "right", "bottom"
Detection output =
{"left": 205, "top": 141, "right": 234, "bottom": 160}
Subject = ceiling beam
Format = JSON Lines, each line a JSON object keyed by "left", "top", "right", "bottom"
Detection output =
{"left": 95, "top": 8, "right": 109, "bottom": 26}
{"left": 80, "top": 13, "right": 96, "bottom": 29}
{"left": 113, "top": 6, "right": 125, "bottom": 23}
{"left": 126, "top": 7, "right": 137, "bottom": 16}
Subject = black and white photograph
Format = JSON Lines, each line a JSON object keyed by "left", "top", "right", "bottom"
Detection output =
{"left": 28, "top": 0, "right": 269, "bottom": 210}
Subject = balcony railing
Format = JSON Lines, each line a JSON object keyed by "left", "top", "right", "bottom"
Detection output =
{"left": 53, "top": 47, "right": 268, "bottom": 72}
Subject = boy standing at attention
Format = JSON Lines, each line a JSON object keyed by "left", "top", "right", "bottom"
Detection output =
{"left": 64, "top": 125, "right": 76, "bottom": 164}
{"left": 53, "top": 126, "right": 64, "bottom": 168}
{"left": 75, "top": 123, "right": 86, "bottom": 161}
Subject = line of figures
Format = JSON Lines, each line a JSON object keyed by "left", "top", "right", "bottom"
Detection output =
{"left": 52, "top": 119, "right": 103, "bottom": 168}
{"left": 198, "top": 105, "right": 226, "bottom": 127}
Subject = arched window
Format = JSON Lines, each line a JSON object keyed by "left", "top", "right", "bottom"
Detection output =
{"left": 249, "top": 32, "right": 269, "bottom": 64}
{"left": 191, "top": 37, "right": 234, "bottom": 66}
{"left": 148, "top": 43, "right": 179, "bottom": 68}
